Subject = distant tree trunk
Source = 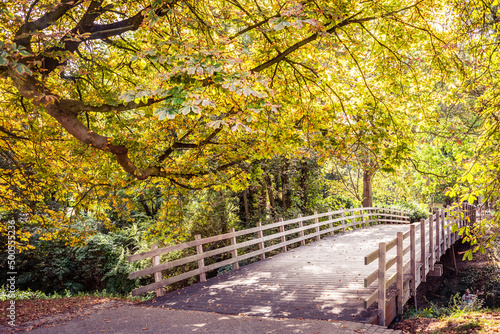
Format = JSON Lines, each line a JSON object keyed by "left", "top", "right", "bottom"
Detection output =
{"left": 138, "top": 195, "right": 153, "bottom": 217}
{"left": 259, "top": 181, "right": 267, "bottom": 217}
{"left": 243, "top": 189, "right": 250, "bottom": 222}
{"left": 362, "top": 169, "right": 373, "bottom": 207}
{"left": 281, "top": 171, "right": 289, "bottom": 211}
{"left": 264, "top": 174, "right": 276, "bottom": 217}
{"left": 300, "top": 159, "right": 309, "bottom": 211}
{"left": 281, "top": 158, "right": 290, "bottom": 212}
{"left": 273, "top": 168, "right": 282, "bottom": 210}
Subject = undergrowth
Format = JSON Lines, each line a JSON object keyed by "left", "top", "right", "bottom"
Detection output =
{"left": 0, "top": 285, "right": 153, "bottom": 302}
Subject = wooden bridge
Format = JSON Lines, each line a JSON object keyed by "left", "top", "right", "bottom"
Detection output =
{"left": 128, "top": 205, "right": 477, "bottom": 326}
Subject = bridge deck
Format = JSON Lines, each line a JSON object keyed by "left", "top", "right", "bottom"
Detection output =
{"left": 144, "top": 224, "right": 418, "bottom": 323}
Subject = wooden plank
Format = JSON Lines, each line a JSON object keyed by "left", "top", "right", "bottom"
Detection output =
{"left": 328, "top": 214, "right": 334, "bottom": 236}
{"left": 128, "top": 239, "right": 202, "bottom": 262}
{"left": 429, "top": 214, "right": 434, "bottom": 271}
{"left": 341, "top": 211, "right": 346, "bottom": 233}
{"left": 397, "top": 232, "right": 404, "bottom": 315}
{"left": 279, "top": 218, "right": 287, "bottom": 252}
{"left": 410, "top": 224, "right": 416, "bottom": 296}
{"left": 364, "top": 269, "right": 378, "bottom": 287}
{"left": 151, "top": 243, "right": 164, "bottom": 297}
{"left": 361, "top": 208, "right": 365, "bottom": 228}
{"left": 365, "top": 289, "right": 378, "bottom": 308}
{"left": 441, "top": 208, "right": 445, "bottom": 255}
{"left": 351, "top": 206, "right": 356, "bottom": 230}
{"left": 314, "top": 212, "right": 320, "bottom": 241}
{"left": 230, "top": 227, "right": 239, "bottom": 270}
{"left": 420, "top": 218, "right": 426, "bottom": 283}
{"left": 130, "top": 253, "right": 198, "bottom": 279}
{"left": 132, "top": 268, "right": 200, "bottom": 296}
{"left": 378, "top": 242, "right": 386, "bottom": 326}
{"left": 386, "top": 237, "right": 398, "bottom": 252}
{"left": 436, "top": 210, "right": 441, "bottom": 259}
{"left": 257, "top": 222, "right": 265, "bottom": 260}
{"left": 298, "top": 214, "right": 305, "bottom": 246}
{"left": 195, "top": 235, "right": 206, "bottom": 282}
{"left": 365, "top": 249, "right": 379, "bottom": 265}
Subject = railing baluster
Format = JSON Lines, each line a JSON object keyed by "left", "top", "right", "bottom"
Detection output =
{"left": 195, "top": 234, "right": 206, "bottom": 282}
{"left": 410, "top": 224, "right": 416, "bottom": 296}
{"left": 351, "top": 206, "right": 356, "bottom": 230}
{"left": 314, "top": 211, "right": 320, "bottom": 241}
{"left": 420, "top": 218, "right": 426, "bottom": 283}
{"left": 230, "top": 227, "right": 239, "bottom": 270}
{"left": 397, "top": 232, "right": 404, "bottom": 315}
{"left": 378, "top": 242, "right": 387, "bottom": 326}
{"left": 151, "top": 243, "right": 164, "bottom": 297}
{"left": 298, "top": 214, "right": 305, "bottom": 246}
{"left": 328, "top": 214, "right": 334, "bottom": 236}
{"left": 436, "top": 210, "right": 440, "bottom": 260}
{"left": 429, "top": 214, "right": 434, "bottom": 271}
{"left": 341, "top": 211, "right": 346, "bottom": 233}
{"left": 257, "top": 222, "right": 265, "bottom": 260}
{"left": 279, "top": 218, "right": 286, "bottom": 252}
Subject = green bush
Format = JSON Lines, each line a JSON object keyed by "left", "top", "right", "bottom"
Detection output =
{"left": 0, "top": 218, "right": 153, "bottom": 296}
{"left": 380, "top": 201, "right": 429, "bottom": 223}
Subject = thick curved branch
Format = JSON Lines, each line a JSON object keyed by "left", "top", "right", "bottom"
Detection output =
{"left": 60, "top": 97, "right": 168, "bottom": 114}
{"left": 250, "top": 1, "right": 424, "bottom": 73}
{"left": 15, "top": 0, "right": 81, "bottom": 50}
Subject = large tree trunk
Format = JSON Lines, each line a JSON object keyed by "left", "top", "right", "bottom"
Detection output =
{"left": 362, "top": 169, "right": 373, "bottom": 207}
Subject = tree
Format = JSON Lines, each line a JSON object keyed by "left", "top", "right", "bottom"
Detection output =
{"left": 0, "top": 0, "right": 452, "bottom": 245}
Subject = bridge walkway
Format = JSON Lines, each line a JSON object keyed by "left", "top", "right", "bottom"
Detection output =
{"left": 143, "top": 224, "right": 415, "bottom": 324}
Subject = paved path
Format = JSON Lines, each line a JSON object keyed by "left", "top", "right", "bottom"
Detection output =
{"left": 17, "top": 304, "right": 402, "bottom": 334}
{"left": 144, "top": 225, "right": 412, "bottom": 323}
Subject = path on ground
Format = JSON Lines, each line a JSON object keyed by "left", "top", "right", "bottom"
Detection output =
{"left": 15, "top": 304, "right": 402, "bottom": 334}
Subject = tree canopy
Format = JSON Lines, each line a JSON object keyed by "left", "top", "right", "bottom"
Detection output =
{"left": 1, "top": 0, "right": 499, "bottom": 249}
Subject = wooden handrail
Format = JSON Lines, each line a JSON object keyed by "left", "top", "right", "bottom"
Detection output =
{"left": 128, "top": 206, "right": 409, "bottom": 296}
{"left": 363, "top": 203, "right": 477, "bottom": 326}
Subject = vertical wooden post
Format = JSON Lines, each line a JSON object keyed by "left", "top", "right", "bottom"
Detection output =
{"left": 351, "top": 206, "right": 356, "bottom": 230}
{"left": 328, "top": 214, "right": 334, "bottom": 236}
{"left": 257, "top": 222, "right": 265, "bottom": 260}
{"left": 279, "top": 218, "right": 286, "bottom": 252}
{"left": 397, "top": 232, "right": 404, "bottom": 315}
{"left": 195, "top": 235, "right": 206, "bottom": 282}
{"left": 410, "top": 224, "right": 416, "bottom": 296}
{"left": 446, "top": 206, "right": 454, "bottom": 248}
{"left": 314, "top": 211, "right": 320, "bottom": 241}
{"left": 341, "top": 211, "right": 346, "bottom": 233}
{"left": 435, "top": 210, "right": 441, "bottom": 260}
{"left": 450, "top": 207, "right": 455, "bottom": 244}
{"left": 420, "top": 218, "right": 426, "bottom": 282}
{"left": 429, "top": 214, "right": 434, "bottom": 271}
{"left": 361, "top": 208, "right": 365, "bottom": 228}
{"left": 230, "top": 227, "right": 239, "bottom": 270}
{"left": 441, "top": 208, "right": 446, "bottom": 252}
{"left": 378, "top": 242, "right": 387, "bottom": 326}
{"left": 298, "top": 214, "right": 305, "bottom": 246}
{"left": 151, "top": 243, "right": 164, "bottom": 297}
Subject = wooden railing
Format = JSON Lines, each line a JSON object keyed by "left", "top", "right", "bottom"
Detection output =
{"left": 128, "top": 206, "right": 409, "bottom": 296}
{"left": 363, "top": 203, "right": 477, "bottom": 326}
